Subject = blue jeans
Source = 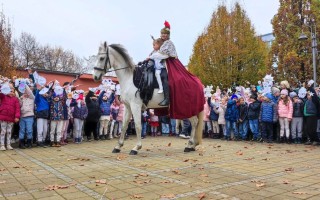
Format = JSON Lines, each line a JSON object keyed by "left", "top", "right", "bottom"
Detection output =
{"left": 226, "top": 120, "right": 238, "bottom": 138}
{"left": 170, "top": 119, "right": 176, "bottom": 134}
{"left": 239, "top": 120, "right": 248, "bottom": 139}
{"left": 162, "top": 123, "right": 170, "bottom": 134}
{"left": 141, "top": 122, "right": 147, "bottom": 137}
{"left": 261, "top": 122, "right": 273, "bottom": 141}
{"left": 19, "top": 116, "right": 34, "bottom": 140}
{"left": 249, "top": 119, "right": 259, "bottom": 139}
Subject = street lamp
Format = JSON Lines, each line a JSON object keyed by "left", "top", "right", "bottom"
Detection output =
{"left": 298, "top": 24, "right": 318, "bottom": 87}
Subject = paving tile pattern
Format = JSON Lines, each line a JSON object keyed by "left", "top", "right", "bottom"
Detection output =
{"left": 0, "top": 137, "right": 320, "bottom": 199}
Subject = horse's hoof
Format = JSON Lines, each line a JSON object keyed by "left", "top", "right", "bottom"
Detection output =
{"left": 184, "top": 147, "right": 195, "bottom": 152}
{"left": 112, "top": 148, "right": 121, "bottom": 153}
{"left": 129, "top": 150, "right": 138, "bottom": 155}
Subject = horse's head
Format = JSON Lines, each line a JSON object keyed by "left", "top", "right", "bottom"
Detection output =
{"left": 93, "top": 42, "right": 112, "bottom": 81}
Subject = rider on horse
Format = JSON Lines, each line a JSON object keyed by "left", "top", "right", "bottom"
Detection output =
{"left": 153, "top": 21, "right": 205, "bottom": 119}
{"left": 154, "top": 21, "right": 176, "bottom": 106}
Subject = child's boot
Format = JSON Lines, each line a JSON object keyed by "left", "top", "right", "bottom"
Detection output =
{"left": 26, "top": 139, "right": 32, "bottom": 148}
{"left": 19, "top": 139, "right": 26, "bottom": 149}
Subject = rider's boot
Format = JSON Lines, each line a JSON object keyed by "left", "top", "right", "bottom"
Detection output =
{"left": 158, "top": 83, "right": 169, "bottom": 106}
{"left": 158, "top": 68, "right": 170, "bottom": 106}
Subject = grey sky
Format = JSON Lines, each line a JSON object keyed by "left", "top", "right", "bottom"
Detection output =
{"left": 1, "top": 0, "right": 279, "bottom": 66}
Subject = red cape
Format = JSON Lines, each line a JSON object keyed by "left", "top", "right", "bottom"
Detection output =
{"left": 166, "top": 58, "right": 205, "bottom": 119}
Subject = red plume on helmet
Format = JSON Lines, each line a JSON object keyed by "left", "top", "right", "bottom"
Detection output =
{"left": 164, "top": 20, "right": 170, "bottom": 29}
{"left": 161, "top": 20, "right": 171, "bottom": 34}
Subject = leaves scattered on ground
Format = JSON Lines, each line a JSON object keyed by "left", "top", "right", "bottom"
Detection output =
{"left": 67, "top": 157, "right": 90, "bottom": 161}
{"left": 251, "top": 179, "right": 266, "bottom": 188}
{"left": 282, "top": 180, "right": 290, "bottom": 184}
{"left": 44, "top": 184, "right": 70, "bottom": 191}
{"left": 285, "top": 167, "right": 294, "bottom": 172}
{"left": 116, "top": 154, "right": 128, "bottom": 161}
{"left": 103, "top": 156, "right": 112, "bottom": 158}
{"left": 293, "top": 191, "right": 308, "bottom": 195}
{"left": 131, "top": 194, "right": 144, "bottom": 199}
{"left": 256, "top": 183, "right": 265, "bottom": 188}
{"left": 95, "top": 179, "right": 107, "bottom": 184}
{"left": 133, "top": 180, "right": 151, "bottom": 185}
{"left": 172, "top": 169, "right": 181, "bottom": 175}
{"left": 0, "top": 180, "right": 6, "bottom": 184}
{"left": 0, "top": 168, "right": 6, "bottom": 171}
{"left": 236, "top": 150, "right": 243, "bottom": 156}
{"left": 135, "top": 173, "right": 149, "bottom": 177}
{"left": 160, "top": 194, "right": 175, "bottom": 199}
{"left": 160, "top": 180, "right": 173, "bottom": 184}
{"left": 244, "top": 157, "right": 254, "bottom": 160}
{"left": 183, "top": 158, "right": 198, "bottom": 163}
{"left": 167, "top": 143, "right": 171, "bottom": 147}
{"left": 198, "top": 193, "right": 206, "bottom": 199}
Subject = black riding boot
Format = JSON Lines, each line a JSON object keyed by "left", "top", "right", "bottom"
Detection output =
{"left": 158, "top": 86, "right": 169, "bottom": 106}
{"left": 159, "top": 68, "right": 170, "bottom": 106}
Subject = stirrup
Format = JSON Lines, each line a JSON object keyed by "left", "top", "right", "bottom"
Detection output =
{"left": 158, "top": 98, "right": 169, "bottom": 106}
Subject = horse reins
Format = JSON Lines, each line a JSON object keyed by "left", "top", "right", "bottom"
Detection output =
{"left": 93, "top": 45, "right": 130, "bottom": 74}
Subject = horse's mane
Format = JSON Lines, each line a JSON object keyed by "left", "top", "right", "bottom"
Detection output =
{"left": 109, "top": 44, "right": 135, "bottom": 70}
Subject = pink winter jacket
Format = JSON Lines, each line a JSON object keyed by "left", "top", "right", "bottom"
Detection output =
{"left": 204, "top": 102, "right": 210, "bottom": 122}
{"left": 278, "top": 99, "right": 293, "bottom": 119}
{"left": 0, "top": 93, "right": 21, "bottom": 122}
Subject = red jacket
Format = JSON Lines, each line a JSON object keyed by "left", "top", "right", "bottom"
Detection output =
{"left": 0, "top": 93, "right": 21, "bottom": 122}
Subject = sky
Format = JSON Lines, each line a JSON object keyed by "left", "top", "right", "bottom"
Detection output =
{"left": 1, "top": 0, "right": 279, "bottom": 66}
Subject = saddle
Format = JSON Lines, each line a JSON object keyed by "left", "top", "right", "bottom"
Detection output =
{"left": 133, "top": 60, "right": 159, "bottom": 105}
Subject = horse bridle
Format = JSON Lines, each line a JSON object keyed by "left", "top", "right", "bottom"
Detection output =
{"left": 93, "top": 45, "right": 131, "bottom": 73}
{"left": 94, "top": 46, "right": 112, "bottom": 74}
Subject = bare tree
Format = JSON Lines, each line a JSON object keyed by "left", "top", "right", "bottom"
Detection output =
{"left": 14, "top": 32, "right": 44, "bottom": 68}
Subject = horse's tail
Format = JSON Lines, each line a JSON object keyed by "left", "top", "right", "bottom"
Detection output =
{"left": 195, "top": 110, "right": 204, "bottom": 145}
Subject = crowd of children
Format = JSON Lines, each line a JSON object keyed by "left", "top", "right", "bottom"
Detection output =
{"left": 1, "top": 70, "right": 320, "bottom": 151}
{"left": 203, "top": 77, "right": 320, "bottom": 145}
{"left": 0, "top": 70, "right": 126, "bottom": 150}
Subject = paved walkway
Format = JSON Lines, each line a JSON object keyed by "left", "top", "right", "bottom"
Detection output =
{"left": 0, "top": 136, "right": 320, "bottom": 200}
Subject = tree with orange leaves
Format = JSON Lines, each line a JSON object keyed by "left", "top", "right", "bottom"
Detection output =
{"left": 0, "top": 11, "right": 15, "bottom": 78}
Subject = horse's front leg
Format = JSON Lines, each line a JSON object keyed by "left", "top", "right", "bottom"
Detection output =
{"left": 129, "top": 105, "right": 142, "bottom": 155}
{"left": 112, "top": 105, "right": 132, "bottom": 153}
{"left": 184, "top": 116, "right": 198, "bottom": 152}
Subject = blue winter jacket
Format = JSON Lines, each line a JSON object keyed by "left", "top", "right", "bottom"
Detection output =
{"left": 225, "top": 100, "right": 239, "bottom": 122}
{"left": 99, "top": 91, "right": 115, "bottom": 116}
{"left": 259, "top": 101, "right": 278, "bottom": 123}
{"left": 35, "top": 90, "right": 50, "bottom": 112}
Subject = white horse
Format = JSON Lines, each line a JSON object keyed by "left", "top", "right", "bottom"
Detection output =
{"left": 93, "top": 42, "right": 204, "bottom": 155}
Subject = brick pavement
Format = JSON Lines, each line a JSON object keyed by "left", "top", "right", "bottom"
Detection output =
{"left": 0, "top": 136, "right": 320, "bottom": 199}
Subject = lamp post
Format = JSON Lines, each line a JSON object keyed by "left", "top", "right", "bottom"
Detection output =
{"left": 299, "top": 24, "right": 318, "bottom": 87}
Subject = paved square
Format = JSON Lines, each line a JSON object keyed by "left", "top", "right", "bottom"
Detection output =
{"left": 0, "top": 137, "right": 320, "bottom": 199}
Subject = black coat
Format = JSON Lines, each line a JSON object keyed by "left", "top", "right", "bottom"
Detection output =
{"left": 86, "top": 91, "right": 101, "bottom": 122}
{"left": 247, "top": 100, "right": 261, "bottom": 120}
{"left": 238, "top": 103, "right": 248, "bottom": 121}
